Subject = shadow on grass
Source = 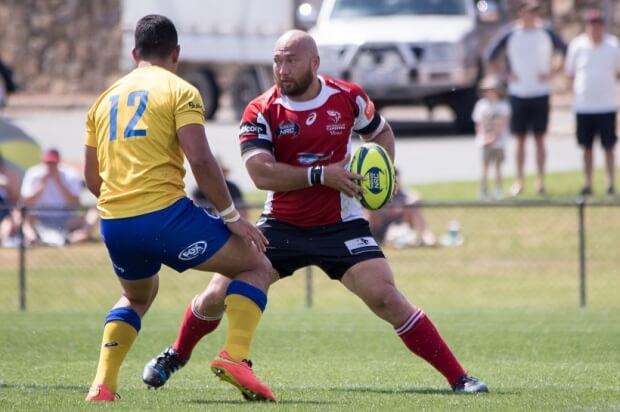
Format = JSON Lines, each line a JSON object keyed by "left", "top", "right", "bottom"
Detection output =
{"left": 333, "top": 386, "right": 511, "bottom": 396}
{"left": 189, "top": 399, "right": 336, "bottom": 405}
{"left": 0, "top": 383, "right": 84, "bottom": 391}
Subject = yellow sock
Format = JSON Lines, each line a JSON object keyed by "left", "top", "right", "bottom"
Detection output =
{"left": 92, "top": 320, "right": 138, "bottom": 393}
{"left": 223, "top": 294, "right": 262, "bottom": 360}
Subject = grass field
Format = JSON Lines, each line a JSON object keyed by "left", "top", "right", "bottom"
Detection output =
{"left": 0, "top": 170, "right": 619, "bottom": 411}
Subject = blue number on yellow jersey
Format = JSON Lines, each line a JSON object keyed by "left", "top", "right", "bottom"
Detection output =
{"left": 85, "top": 65, "right": 205, "bottom": 219}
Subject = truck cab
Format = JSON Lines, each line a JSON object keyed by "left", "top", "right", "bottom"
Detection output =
{"left": 309, "top": 0, "right": 510, "bottom": 132}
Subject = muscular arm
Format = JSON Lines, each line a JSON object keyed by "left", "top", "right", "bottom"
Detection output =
{"left": 364, "top": 121, "right": 395, "bottom": 162}
{"left": 84, "top": 145, "right": 102, "bottom": 198}
{"left": 177, "top": 124, "right": 234, "bottom": 213}
{"left": 246, "top": 151, "right": 364, "bottom": 198}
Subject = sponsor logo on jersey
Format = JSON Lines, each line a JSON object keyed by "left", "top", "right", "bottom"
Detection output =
{"left": 344, "top": 237, "right": 380, "bottom": 255}
{"left": 325, "top": 110, "right": 346, "bottom": 135}
{"left": 188, "top": 101, "right": 203, "bottom": 110}
{"left": 306, "top": 112, "right": 317, "bottom": 126}
{"left": 364, "top": 100, "right": 375, "bottom": 120}
{"left": 178, "top": 240, "right": 208, "bottom": 261}
{"left": 297, "top": 151, "right": 334, "bottom": 165}
{"left": 327, "top": 110, "right": 341, "bottom": 123}
{"left": 240, "top": 122, "right": 267, "bottom": 136}
{"left": 276, "top": 121, "right": 300, "bottom": 138}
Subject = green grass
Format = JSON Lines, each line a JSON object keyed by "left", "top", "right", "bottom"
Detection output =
{"left": 0, "top": 169, "right": 619, "bottom": 410}
{"left": 412, "top": 168, "right": 620, "bottom": 201}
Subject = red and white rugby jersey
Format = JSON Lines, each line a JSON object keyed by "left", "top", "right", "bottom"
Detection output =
{"left": 239, "top": 75, "right": 383, "bottom": 227}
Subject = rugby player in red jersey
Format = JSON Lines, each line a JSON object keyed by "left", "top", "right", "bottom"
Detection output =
{"left": 143, "top": 30, "right": 488, "bottom": 395}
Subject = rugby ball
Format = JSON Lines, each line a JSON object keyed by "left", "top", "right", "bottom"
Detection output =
{"left": 350, "top": 143, "right": 395, "bottom": 210}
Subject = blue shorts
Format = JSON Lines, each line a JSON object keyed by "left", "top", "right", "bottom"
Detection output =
{"left": 100, "top": 197, "right": 231, "bottom": 280}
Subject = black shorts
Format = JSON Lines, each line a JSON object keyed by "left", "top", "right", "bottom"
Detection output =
{"left": 257, "top": 216, "right": 385, "bottom": 280}
{"left": 576, "top": 112, "right": 617, "bottom": 149}
{"left": 510, "top": 95, "right": 550, "bottom": 135}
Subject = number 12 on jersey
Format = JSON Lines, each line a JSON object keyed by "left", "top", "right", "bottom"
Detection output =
{"left": 109, "top": 91, "right": 149, "bottom": 140}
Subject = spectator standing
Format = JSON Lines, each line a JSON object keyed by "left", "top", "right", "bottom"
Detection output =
{"left": 486, "top": 0, "right": 566, "bottom": 196}
{"left": 471, "top": 76, "right": 511, "bottom": 199}
{"left": 18, "top": 148, "right": 97, "bottom": 245}
{"left": 565, "top": 9, "right": 620, "bottom": 196}
{"left": 366, "top": 169, "right": 437, "bottom": 247}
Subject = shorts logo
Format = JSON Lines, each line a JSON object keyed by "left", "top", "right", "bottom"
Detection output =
{"left": 344, "top": 237, "right": 380, "bottom": 255}
{"left": 178, "top": 240, "right": 208, "bottom": 261}
{"left": 306, "top": 112, "right": 317, "bottom": 126}
{"left": 112, "top": 262, "right": 126, "bottom": 273}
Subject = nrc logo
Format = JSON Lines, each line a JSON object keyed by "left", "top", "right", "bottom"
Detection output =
{"left": 178, "top": 241, "right": 207, "bottom": 261}
{"left": 366, "top": 167, "right": 383, "bottom": 194}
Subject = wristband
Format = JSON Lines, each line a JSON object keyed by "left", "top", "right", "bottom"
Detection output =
{"left": 310, "top": 166, "right": 323, "bottom": 186}
{"left": 223, "top": 210, "right": 241, "bottom": 224}
{"left": 218, "top": 203, "right": 236, "bottom": 217}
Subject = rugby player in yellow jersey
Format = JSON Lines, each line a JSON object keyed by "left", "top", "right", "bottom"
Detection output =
{"left": 83, "top": 14, "right": 275, "bottom": 402}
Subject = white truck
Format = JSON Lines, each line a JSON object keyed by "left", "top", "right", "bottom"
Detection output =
{"left": 310, "top": 0, "right": 511, "bottom": 132}
{"left": 120, "top": 0, "right": 321, "bottom": 119}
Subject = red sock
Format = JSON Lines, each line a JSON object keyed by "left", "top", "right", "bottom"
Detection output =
{"left": 396, "top": 309, "right": 466, "bottom": 386}
{"left": 171, "top": 299, "right": 221, "bottom": 362}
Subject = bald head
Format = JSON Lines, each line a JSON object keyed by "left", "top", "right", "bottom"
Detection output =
{"left": 274, "top": 30, "right": 318, "bottom": 58}
{"left": 273, "top": 30, "right": 321, "bottom": 99}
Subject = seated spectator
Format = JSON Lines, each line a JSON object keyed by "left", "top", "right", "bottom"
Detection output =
{"left": 191, "top": 157, "right": 248, "bottom": 219}
{"left": 366, "top": 169, "right": 438, "bottom": 247}
{"left": 17, "top": 148, "right": 98, "bottom": 246}
{"left": 0, "top": 150, "right": 20, "bottom": 244}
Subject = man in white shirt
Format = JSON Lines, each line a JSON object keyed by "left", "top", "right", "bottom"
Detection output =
{"left": 19, "top": 148, "right": 98, "bottom": 245}
{"left": 565, "top": 9, "right": 620, "bottom": 196}
{"left": 486, "top": 0, "right": 566, "bottom": 196}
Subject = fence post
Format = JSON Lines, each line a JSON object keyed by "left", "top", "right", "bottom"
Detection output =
{"left": 18, "top": 206, "right": 26, "bottom": 311}
{"left": 305, "top": 266, "right": 313, "bottom": 308}
{"left": 577, "top": 199, "right": 586, "bottom": 308}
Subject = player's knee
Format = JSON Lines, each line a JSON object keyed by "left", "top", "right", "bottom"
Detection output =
{"left": 252, "top": 254, "right": 273, "bottom": 285}
{"left": 366, "top": 286, "right": 402, "bottom": 314}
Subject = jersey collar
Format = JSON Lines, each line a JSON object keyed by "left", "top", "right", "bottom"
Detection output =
{"left": 274, "top": 76, "right": 340, "bottom": 112}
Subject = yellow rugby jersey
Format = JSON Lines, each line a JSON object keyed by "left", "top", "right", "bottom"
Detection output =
{"left": 85, "top": 65, "right": 205, "bottom": 219}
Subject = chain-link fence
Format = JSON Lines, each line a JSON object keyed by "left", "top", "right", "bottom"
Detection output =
{"left": 0, "top": 200, "right": 618, "bottom": 313}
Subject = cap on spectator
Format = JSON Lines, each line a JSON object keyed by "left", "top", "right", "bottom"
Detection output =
{"left": 479, "top": 75, "right": 504, "bottom": 92}
{"left": 583, "top": 9, "right": 604, "bottom": 23}
{"left": 42, "top": 148, "right": 60, "bottom": 163}
{"left": 519, "top": 0, "right": 541, "bottom": 11}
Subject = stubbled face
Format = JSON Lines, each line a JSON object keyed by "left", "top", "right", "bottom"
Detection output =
{"left": 273, "top": 42, "right": 315, "bottom": 97}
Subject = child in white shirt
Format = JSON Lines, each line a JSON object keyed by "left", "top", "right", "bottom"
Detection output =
{"left": 472, "top": 76, "right": 512, "bottom": 199}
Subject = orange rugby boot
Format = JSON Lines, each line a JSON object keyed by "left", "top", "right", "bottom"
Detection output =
{"left": 210, "top": 351, "right": 276, "bottom": 402}
{"left": 85, "top": 383, "right": 118, "bottom": 402}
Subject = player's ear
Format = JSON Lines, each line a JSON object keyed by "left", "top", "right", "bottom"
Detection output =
{"left": 312, "top": 55, "right": 320, "bottom": 74}
{"left": 131, "top": 48, "right": 140, "bottom": 65}
{"left": 171, "top": 45, "right": 181, "bottom": 64}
